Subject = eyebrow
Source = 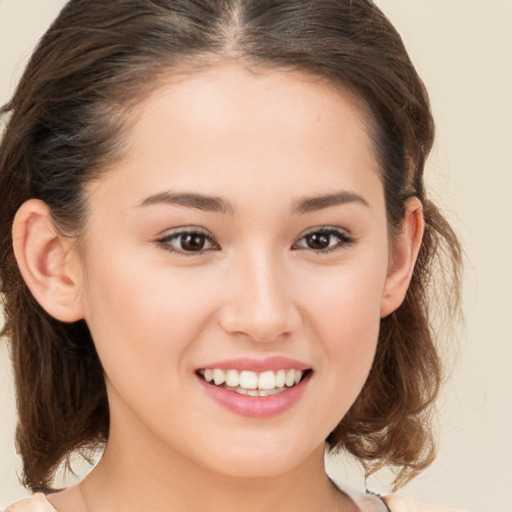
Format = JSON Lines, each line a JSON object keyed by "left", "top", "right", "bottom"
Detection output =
{"left": 293, "top": 191, "right": 369, "bottom": 214}
{"left": 138, "top": 191, "right": 234, "bottom": 214}
{"left": 138, "top": 190, "right": 369, "bottom": 215}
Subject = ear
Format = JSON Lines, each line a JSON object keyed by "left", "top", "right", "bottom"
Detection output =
{"left": 12, "top": 199, "right": 85, "bottom": 322}
{"left": 380, "top": 197, "right": 424, "bottom": 318}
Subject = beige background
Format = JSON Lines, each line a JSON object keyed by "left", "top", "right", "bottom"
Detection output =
{"left": 1, "top": 1, "right": 511, "bottom": 510}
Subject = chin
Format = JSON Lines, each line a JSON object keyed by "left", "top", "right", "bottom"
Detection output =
{"left": 195, "top": 435, "right": 321, "bottom": 479}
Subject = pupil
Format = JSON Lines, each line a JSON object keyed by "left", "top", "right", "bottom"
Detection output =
{"left": 307, "top": 233, "right": 329, "bottom": 249}
{"left": 182, "top": 234, "right": 205, "bottom": 251}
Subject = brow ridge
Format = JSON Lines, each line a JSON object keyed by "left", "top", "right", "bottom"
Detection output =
{"left": 139, "top": 190, "right": 368, "bottom": 215}
{"left": 294, "top": 191, "right": 369, "bottom": 214}
{"left": 139, "top": 191, "right": 234, "bottom": 214}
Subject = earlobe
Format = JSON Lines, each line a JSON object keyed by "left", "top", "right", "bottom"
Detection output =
{"left": 12, "top": 199, "right": 85, "bottom": 322}
{"left": 380, "top": 197, "right": 425, "bottom": 318}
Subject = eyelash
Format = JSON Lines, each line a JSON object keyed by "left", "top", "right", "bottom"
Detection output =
{"left": 156, "top": 226, "right": 354, "bottom": 256}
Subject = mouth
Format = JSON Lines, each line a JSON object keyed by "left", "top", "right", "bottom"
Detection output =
{"left": 196, "top": 368, "right": 313, "bottom": 397}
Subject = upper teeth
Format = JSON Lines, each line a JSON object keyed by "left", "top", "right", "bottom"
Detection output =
{"left": 202, "top": 368, "right": 303, "bottom": 390}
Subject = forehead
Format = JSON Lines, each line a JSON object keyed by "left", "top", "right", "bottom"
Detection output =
{"left": 131, "top": 62, "right": 373, "bottom": 154}
{"left": 88, "top": 62, "right": 381, "bottom": 211}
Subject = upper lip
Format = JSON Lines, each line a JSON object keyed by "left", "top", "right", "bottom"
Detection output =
{"left": 198, "top": 356, "right": 311, "bottom": 372}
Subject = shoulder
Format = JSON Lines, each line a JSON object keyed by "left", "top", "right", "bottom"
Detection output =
{"left": 330, "top": 479, "right": 467, "bottom": 512}
{"left": 4, "top": 494, "right": 57, "bottom": 512}
{"left": 382, "top": 493, "right": 468, "bottom": 512}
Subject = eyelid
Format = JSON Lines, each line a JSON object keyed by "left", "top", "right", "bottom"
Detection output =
{"left": 156, "top": 226, "right": 211, "bottom": 239}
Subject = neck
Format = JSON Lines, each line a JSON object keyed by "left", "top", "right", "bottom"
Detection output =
{"left": 78, "top": 409, "right": 349, "bottom": 512}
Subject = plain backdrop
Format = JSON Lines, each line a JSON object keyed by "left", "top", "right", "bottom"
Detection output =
{"left": 1, "top": 1, "right": 511, "bottom": 511}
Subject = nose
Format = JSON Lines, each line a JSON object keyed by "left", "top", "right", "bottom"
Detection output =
{"left": 218, "top": 251, "right": 302, "bottom": 343}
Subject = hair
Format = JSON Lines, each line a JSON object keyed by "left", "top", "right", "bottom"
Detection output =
{"left": 0, "top": 0, "right": 462, "bottom": 493}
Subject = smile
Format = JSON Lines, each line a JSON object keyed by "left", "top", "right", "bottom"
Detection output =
{"left": 197, "top": 368, "right": 308, "bottom": 397}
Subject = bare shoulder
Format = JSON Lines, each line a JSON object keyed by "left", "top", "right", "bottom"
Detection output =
{"left": 382, "top": 493, "right": 468, "bottom": 512}
{"left": 5, "top": 487, "right": 86, "bottom": 512}
{"left": 5, "top": 493, "right": 57, "bottom": 512}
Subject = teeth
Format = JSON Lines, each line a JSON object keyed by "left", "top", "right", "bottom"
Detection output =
{"left": 225, "top": 369, "right": 239, "bottom": 387}
{"left": 200, "top": 368, "right": 306, "bottom": 393}
{"left": 275, "top": 369, "right": 286, "bottom": 388}
{"left": 239, "top": 370, "right": 258, "bottom": 390}
{"left": 258, "top": 370, "right": 276, "bottom": 390}
{"left": 224, "top": 385, "right": 288, "bottom": 397}
{"left": 213, "top": 369, "right": 225, "bottom": 386}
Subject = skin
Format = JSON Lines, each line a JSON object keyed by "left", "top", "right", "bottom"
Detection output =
{"left": 13, "top": 63, "right": 424, "bottom": 512}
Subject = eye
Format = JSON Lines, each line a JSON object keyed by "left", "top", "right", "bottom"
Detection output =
{"left": 292, "top": 227, "right": 354, "bottom": 253}
{"left": 156, "top": 228, "right": 220, "bottom": 255}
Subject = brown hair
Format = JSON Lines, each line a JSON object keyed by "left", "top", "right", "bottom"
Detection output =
{"left": 0, "top": 0, "right": 461, "bottom": 492}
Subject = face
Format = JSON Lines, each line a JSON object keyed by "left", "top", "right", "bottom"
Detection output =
{"left": 76, "top": 63, "right": 393, "bottom": 478}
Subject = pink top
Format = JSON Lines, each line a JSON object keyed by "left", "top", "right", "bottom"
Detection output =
{"left": 4, "top": 490, "right": 468, "bottom": 512}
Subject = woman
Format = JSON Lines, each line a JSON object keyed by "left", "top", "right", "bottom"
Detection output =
{"left": 0, "top": 1, "right": 463, "bottom": 510}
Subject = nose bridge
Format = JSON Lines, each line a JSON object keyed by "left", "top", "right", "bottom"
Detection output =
{"left": 220, "top": 244, "right": 300, "bottom": 342}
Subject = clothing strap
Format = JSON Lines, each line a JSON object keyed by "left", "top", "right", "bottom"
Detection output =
{"left": 330, "top": 478, "right": 390, "bottom": 512}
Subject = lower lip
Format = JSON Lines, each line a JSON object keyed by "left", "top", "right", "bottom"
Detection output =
{"left": 197, "top": 373, "right": 311, "bottom": 418}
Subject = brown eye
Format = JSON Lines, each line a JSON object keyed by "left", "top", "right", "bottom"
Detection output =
{"left": 180, "top": 233, "right": 207, "bottom": 252}
{"left": 304, "top": 232, "right": 330, "bottom": 250}
{"left": 293, "top": 227, "right": 354, "bottom": 253}
{"left": 157, "top": 229, "right": 219, "bottom": 255}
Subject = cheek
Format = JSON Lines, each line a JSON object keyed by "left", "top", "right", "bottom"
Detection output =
{"left": 80, "top": 250, "right": 216, "bottom": 395}
{"left": 300, "top": 257, "right": 386, "bottom": 400}
{"left": 304, "top": 254, "right": 386, "bottom": 335}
